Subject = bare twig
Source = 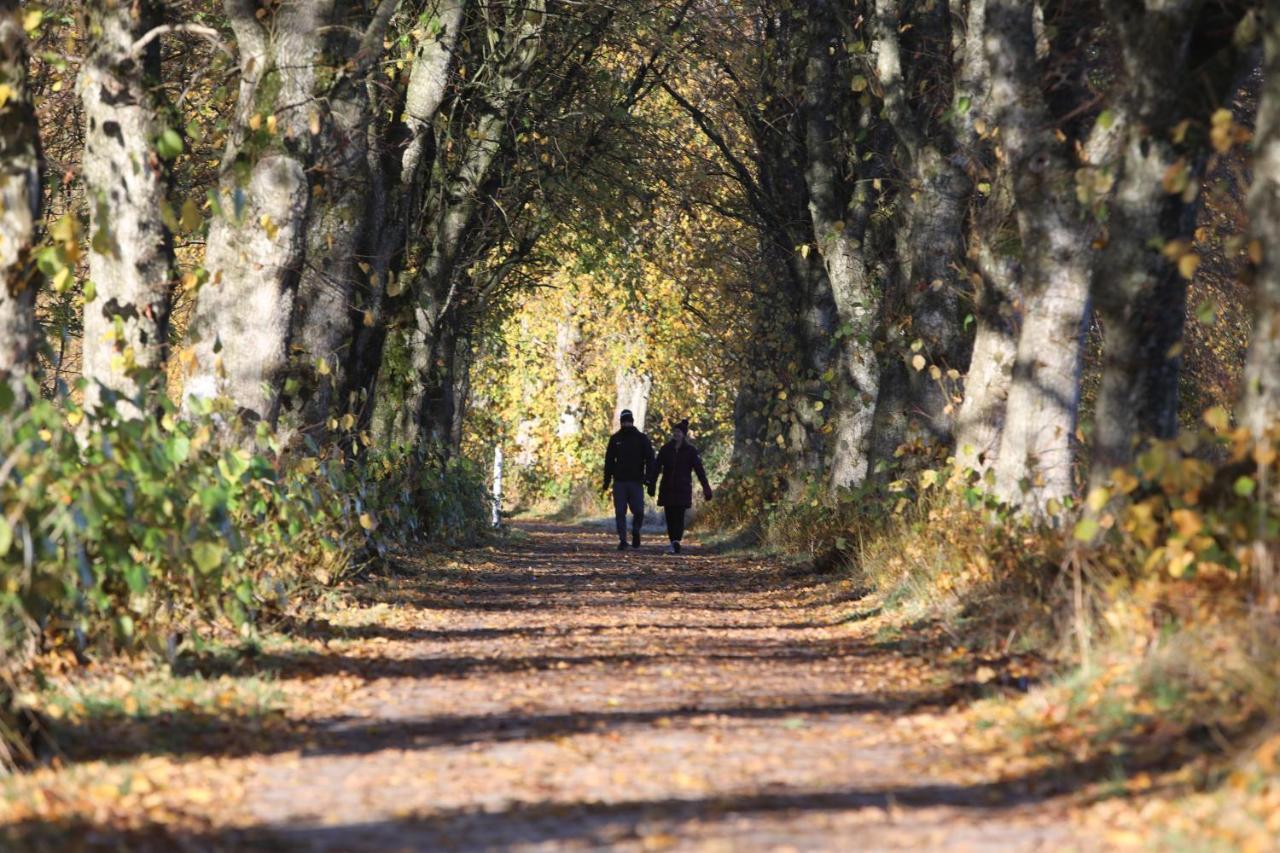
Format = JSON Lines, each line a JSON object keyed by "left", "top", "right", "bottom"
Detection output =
{"left": 131, "top": 24, "right": 231, "bottom": 60}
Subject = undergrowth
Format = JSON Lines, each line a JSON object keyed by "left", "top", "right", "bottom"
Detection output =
{"left": 0, "top": 384, "right": 491, "bottom": 770}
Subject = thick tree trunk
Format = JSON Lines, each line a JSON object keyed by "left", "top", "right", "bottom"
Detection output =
{"left": 0, "top": 5, "right": 40, "bottom": 406}
{"left": 183, "top": 0, "right": 330, "bottom": 422}
{"left": 78, "top": 0, "right": 175, "bottom": 417}
{"left": 952, "top": 0, "right": 1015, "bottom": 476}
{"left": 985, "top": 0, "right": 1095, "bottom": 515}
{"left": 867, "top": 0, "right": 972, "bottom": 465}
{"left": 1089, "top": 0, "right": 1204, "bottom": 487}
{"left": 347, "top": 0, "right": 465, "bottom": 430}
{"left": 954, "top": 194, "right": 1021, "bottom": 474}
{"left": 1243, "top": 12, "right": 1280, "bottom": 441}
{"left": 803, "top": 0, "right": 879, "bottom": 490}
{"left": 283, "top": 0, "right": 402, "bottom": 437}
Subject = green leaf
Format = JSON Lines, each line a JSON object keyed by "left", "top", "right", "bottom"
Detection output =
{"left": 1234, "top": 476, "right": 1257, "bottom": 497}
{"left": 166, "top": 434, "right": 191, "bottom": 465}
{"left": 156, "top": 128, "right": 184, "bottom": 160}
{"left": 1073, "top": 517, "right": 1100, "bottom": 542}
{"left": 0, "top": 382, "right": 14, "bottom": 414}
{"left": 192, "top": 540, "right": 225, "bottom": 574}
{"left": 0, "top": 516, "right": 12, "bottom": 557}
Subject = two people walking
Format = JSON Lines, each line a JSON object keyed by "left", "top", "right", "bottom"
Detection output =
{"left": 602, "top": 410, "right": 712, "bottom": 553}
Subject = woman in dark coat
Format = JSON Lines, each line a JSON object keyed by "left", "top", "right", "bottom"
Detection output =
{"left": 648, "top": 419, "right": 712, "bottom": 553}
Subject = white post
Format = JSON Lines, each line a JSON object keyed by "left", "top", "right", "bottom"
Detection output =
{"left": 491, "top": 444, "right": 504, "bottom": 528}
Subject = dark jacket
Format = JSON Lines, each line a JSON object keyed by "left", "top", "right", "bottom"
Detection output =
{"left": 651, "top": 440, "right": 711, "bottom": 508}
{"left": 603, "top": 425, "right": 656, "bottom": 487}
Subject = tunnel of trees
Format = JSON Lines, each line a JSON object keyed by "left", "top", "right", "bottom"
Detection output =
{"left": 0, "top": 0, "right": 1279, "bottom": 817}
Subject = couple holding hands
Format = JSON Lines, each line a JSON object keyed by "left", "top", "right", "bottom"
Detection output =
{"left": 601, "top": 410, "right": 712, "bottom": 554}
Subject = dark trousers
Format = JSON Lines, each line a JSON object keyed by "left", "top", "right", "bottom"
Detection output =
{"left": 613, "top": 481, "right": 644, "bottom": 540}
{"left": 664, "top": 506, "right": 687, "bottom": 542}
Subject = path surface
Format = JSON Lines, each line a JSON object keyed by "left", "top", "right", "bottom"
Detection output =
{"left": 228, "top": 522, "right": 1079, "bottom": 851}
{"left": 5, "top": 522, "right": 1092, "bottom": 851}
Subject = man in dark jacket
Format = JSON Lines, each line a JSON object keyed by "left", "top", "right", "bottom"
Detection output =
{"left": 649, "top": 419, "right": 712, "bottom": 554}
{"left": 602, "top": 409, "right": 656, "bottom": 550}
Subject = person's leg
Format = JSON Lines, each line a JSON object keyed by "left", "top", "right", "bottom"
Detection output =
{"left": 627, "top": 482, "right": 644, "bottom": 546}
{"left": 664, "top": 506, "right": 681, "bottom": 542}
{"left": 613, "top": 484, "right": 628, "bottom": 546}
{"left": 669, "top": 507, "right": 686, "bottom": 544}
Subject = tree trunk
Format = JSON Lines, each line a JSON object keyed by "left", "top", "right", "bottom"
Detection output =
{"left": 409, "top": 0, "right": 544, "bottom": 452}
{"left": 985, "top": 0, "right": 1095, "bottom": 515}
{"left": 952, "top": 0, "right": 1016, "bottom": 476}
{"left": 78, "top": 0, "right": 176, "bottom": 417}
{"left": 803, "top": 0, "right": 879, "bottom": 490}
{"left": 183, "top": 0, "right": 331, "bottom": 422}
{"left": 1089, "top": 0, "right": 1205, "bottom": 488}
{"left": 954, "top": 184, "right": 1021, "bottom": 474}
{"left": 614, "top": 368, "right": 652, "bottom": 432}
{"left": 347, "top": 0, "right": 465, "bottom": 431}
{"left": 1243, "top": 10, "right": 1280, "bottom": 441}
{"left": 283, "top": 0, "right": 402, "bottom": 438}
{"left": 868, "top": 0, "right": 972, "bottom": 465}
{"left": 0, "top": 4, "right": 40, "bottom": 407}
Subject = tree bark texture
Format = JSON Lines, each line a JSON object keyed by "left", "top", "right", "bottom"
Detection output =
{"left": 804, "top": 0, "right": 879, "bottom": 490}
{"left": 0, "top": 3, "right": 40, "bottom": 407}
{"left": 1089, "top": 0, "right": 1205, "bottom": 488}
{"left": 985, "top": 0, "right": 1095, "bottom": 515}
{"left": 183, "top": 0, "right": 331, "bottom": 422}
{"left": 1243, "top": 9, "right": 1280, "bottom": 441}
{"left": 78, "top": 0, "right": 175, "bottom": 417}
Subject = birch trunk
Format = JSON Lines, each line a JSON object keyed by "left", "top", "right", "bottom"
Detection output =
{"left": 1243, "top": 11, "right": 1280, "bottom": 441}
{"left": 347, "top": 0, "right": 464, "bottom": 428}
{"left": 804, "top": 0, "right": 878, "bottom": 490}
{"left": 183, "top": 0, "right": 330, "bottom": 422}
{"left": 0, "top": 4, "right": 40, "bottom": 406}
{"left": 985, "top": 0, "right": 1094, "bottom": 515}
{"left": 614, "top": 368, "right": 652, "bottom": 432}
{"left": 78, "top": 0, "right": 175, "bottom": 417}
{"left": 283, "top": 0, "right": 402, "bottom": 437}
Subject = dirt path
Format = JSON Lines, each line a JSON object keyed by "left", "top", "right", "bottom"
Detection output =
{"left": 233, "top": 522, "right": 1081, "bottom": 851}
{"left": 8, "top": 522, "right": 1091, "bottom": 850}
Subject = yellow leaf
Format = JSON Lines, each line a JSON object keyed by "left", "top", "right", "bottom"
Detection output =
{"left": 0, "top": 84, "right": 12, "bottom": 109}
{"left": 249, "top": 113, "right": 262, "bottom": 131}
{"left": 359, "top": 513, "right": 377, "bottom": 531}
{"left": 1177, "top": 253, "right": 1200, "bottom": 279}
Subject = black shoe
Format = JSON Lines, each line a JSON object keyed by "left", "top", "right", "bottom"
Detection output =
{"left": 672, "top": 541, "right": 681, "bottom": 554}
{"left": 631, "top": 531, "right": 641, "bottom": 549}
{"left": 617, "top": 540, "right": 627, "bottom": 551}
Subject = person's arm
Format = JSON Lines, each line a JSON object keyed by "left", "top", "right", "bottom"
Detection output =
{"left": 693, "top": 450, "right": 712, "bottom": 500}
{"left": 644, "top": 435, "right": 658, "bottom": 486}
{"left": 602, "top": 436, "right": 616, "bottom": 491}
